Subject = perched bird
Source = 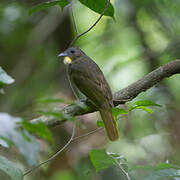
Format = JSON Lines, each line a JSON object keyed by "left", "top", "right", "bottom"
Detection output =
{"left": 59, "top": 47, "right": 119, "bottom": 141}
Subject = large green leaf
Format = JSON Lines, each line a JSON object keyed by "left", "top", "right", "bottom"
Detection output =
{"left": 78, "top": 0, "right": 115, "bottom": 18}
{"left": 90, "top": 149, "right": 116, "bottom": 172}
{"left": 29, "top": 0, "right": 70, "bottom": 15}
{"left": 0, "top": 113, "right": 40, "bottom": 166}
{"left": 0, "top": 156, "right": 23, "bottom": 180}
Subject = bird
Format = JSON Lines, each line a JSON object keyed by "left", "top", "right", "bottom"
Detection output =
{"left": 58, "top": 47, "right": 119, "bottom": 141}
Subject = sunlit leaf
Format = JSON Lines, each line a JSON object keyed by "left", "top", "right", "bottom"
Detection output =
{"left": 0, "top": 156, "right": 23, "bottom": 180}
{"left": 78, "top": 0, "right": 115, "bottom": 18}
{"left": 19, "top": 119, "right": 54, "bottom": 144}
{"left": 129, "top": 100, "right": 162, "bottom": 113}
{"left": 29, "top": 0, "right": 70, "bottom": 15}
{"left": 0, "top": 113, "right": 40, "bottom": 166}
{"left": 112, "top": 107, "right": 128, "bottom": 119}
{"left": 90, "top": 149, "right": 116, "bottom": 172}
{"left": 129, "top": 105, "right": 153, "bottom": 113}
{"left": 96, "top": 120, "right": 104, "bottom": 127}
{"left": 135, "top": 100, "right": 162, "bottom": 107}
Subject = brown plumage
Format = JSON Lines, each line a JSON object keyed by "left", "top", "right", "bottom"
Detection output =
{"left": 59, "top": 47, "right": 119, "bottom": 141}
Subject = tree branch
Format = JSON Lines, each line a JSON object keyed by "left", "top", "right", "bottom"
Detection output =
{"left": 32, "top": 60, "right": 180, "bottom": 127}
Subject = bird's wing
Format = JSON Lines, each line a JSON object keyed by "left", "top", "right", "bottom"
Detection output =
{"left": 69, "top": 59, "right": 113, "bottom": 108}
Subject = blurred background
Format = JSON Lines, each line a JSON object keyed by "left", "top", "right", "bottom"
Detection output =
{"left": 0, "top": 0, "right": 180, "bottom": 179}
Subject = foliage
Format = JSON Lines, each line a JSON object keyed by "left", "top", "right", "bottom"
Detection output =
{"left": 0, "top": 156, "right": 23, "bottom": 180}
{"left": 90, "top": 148, "right": 180, "bottom": 180}
{"left": 129, "top": 100, "right": 162, "bottom": 113}
{"left": 144, "top": 169, "right": 180, "bottom": 180}
{"left": 19, "top": 119, "right": 54, "bottom": 144}
{"left": 78, "top": 0, "right": 114, "bottom": 18}
{"left": 90, "top": 149, "right": 130, "bottom": 179}
{"left": 112, "top": 107, "right": 128, "bottom": 119}
{"left": 96, "top": 120, "right": 105, "bottom": 127}
{"left": 97, "top": 100, "right": 162, "bottom": 130}
{"left": 0, "top": 113, "right": 40, "bottom": 166}
{"left": 29, "top": 0, "right": 115, "bottom": 18}
{"left": 37, "top": 110, "right": 76, "bottom": 122}
{"left": 0, "top": 66, "right": 14, "bottom": 93}
{"left": 29, "top": 0, "right": 70, "bottom": 15}
{"left": 132, "top": 162, "right": 180, "bottom": 180}
{"left": 90, "top": 149, "right": 116, "bottom": 172}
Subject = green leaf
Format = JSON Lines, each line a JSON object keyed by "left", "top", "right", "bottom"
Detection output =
{"left": 19, "top": 120, "right": 53, "bottom": 144}
{"left": 129, "top": 100, "right": 162, "bottom": 113}
{"left": 135, "top": 106, "right": 153, "bottom": 113}
{"left": 29, "top": 0, "right": 70, "bottom": 15}
{"left": 135, "top": 100, "right": 162, "bottom": 107}
{"left": 78, "top": 0, "right": 115, "bottom": 18}
{"left": 129, "top": 105, "right": 153, "bottom": 114}
{"left": 0, "top": 66, "right": 14, "bottom": 89}
{"left": 96, "top": 120, "right": 104, "bottom": 127}
{"left": 112, "top": 107, "right": 128, "bottom": 119}
{"left": 90, "top": 149, "right": 116, "bottom": 172}
{"left": 145, "top": 169, "right": 180, "bottom": 180}
{"left": 0, "top": 113, "right": 40, "bottom": 166}
{"left": 0, "top": 156, "right": 23, "bottom": 180}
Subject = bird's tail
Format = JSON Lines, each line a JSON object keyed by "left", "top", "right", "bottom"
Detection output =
{"left": 99, "top": 108, "right": 120, "bottom": 141}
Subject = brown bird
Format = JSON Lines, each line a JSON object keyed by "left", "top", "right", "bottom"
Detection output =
{"left": 59, "top": 47, "right": 119, "bottom": 141}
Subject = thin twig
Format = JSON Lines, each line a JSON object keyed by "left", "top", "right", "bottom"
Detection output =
{"left": 23, "top": 125, "right": 104, "bottom": 176}
{"left": 72, "top": 127, "right": 104, "bottom": 142}
{"left": 23, "top": 123, "right": 76, "bottom": 177}
{"left": 69, "top": 0, "right": 111, "bottom": 47}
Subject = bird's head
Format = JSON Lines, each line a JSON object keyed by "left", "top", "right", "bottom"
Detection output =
{"left": 58, "top": 47, "right": 83, "bottom": 64}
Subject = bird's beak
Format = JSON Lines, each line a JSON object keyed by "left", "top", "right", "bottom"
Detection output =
{"left": 58, "top": 52, "right": 72, "bottom": 64}
{"left": 58, "top": 52, "right": 68, "bottom": 57}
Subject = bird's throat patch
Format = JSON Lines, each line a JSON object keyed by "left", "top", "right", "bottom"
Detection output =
{"left": 63, "top": 56, "right": 72, "bottom": 64}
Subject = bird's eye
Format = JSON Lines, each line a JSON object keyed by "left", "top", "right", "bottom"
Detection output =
{"left": 70, "top": 50, "right": 75, "bottom": 54}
